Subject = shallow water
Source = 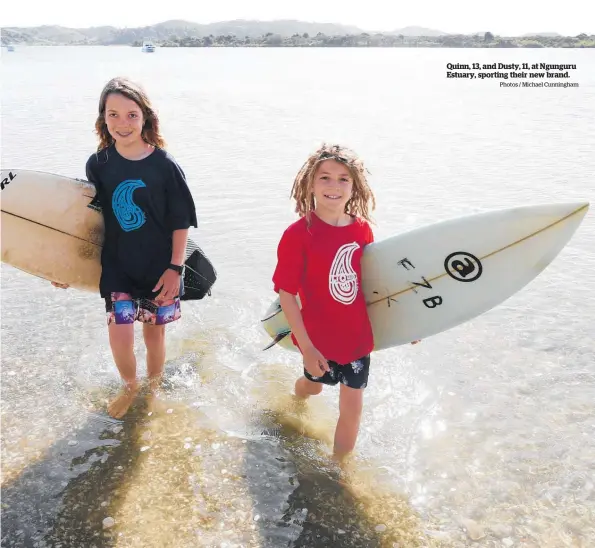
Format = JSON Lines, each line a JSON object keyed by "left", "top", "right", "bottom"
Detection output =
{"left": 2, "top": 46, "right": 595, "bottom": 547}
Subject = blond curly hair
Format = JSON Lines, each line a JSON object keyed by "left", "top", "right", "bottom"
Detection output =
{"left": 290, "top": 143, "right": 376, "bottom": 223}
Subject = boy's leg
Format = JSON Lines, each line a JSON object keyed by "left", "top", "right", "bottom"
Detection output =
{"left": 295, "top": 360, "right": 339, "bottom": 399}
{"left": 105, "top": 293, "right": 139, "bottom": 418}
{"left": 143, "top": 323, "right": 166, "bottom": 382}
{"left": 295, "top": 361, "right": 339, "bottom": 398}
{"left": 108, "top": 323, "right": 137, "bottom": 386}
{"left": 138, "top": 297, "right": 181, "bottom": 391}
{"left": 334, "top": 383, "right": 364, "bottom": 460}
{"left": 143, "top": 323, "right": 167, "bottom": 413}
{"left": 294, "top": 376, "right": 323, "bottom": 398}
{"left": 333, "top": 355, "right": 370, "bottom": 460}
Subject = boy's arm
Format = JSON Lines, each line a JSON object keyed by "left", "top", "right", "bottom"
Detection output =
{"left": 171, "top": 228, "right": 188, "bottom": 266}
{"left": 279, "top": 290, "right": 329, "bottom": 374}
{"left": 279, "top": 290, "right": 313, "bottom": 351}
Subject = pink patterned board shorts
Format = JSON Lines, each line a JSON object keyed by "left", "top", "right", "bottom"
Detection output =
{"left": 105, "top": 292, "right": 181, "bottom": 326}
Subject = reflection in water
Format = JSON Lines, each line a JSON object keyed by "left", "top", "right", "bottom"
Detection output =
{"left": 1, "top": 354, "right": 442, "bottom": 548}
{"left": 248, "top": 400, "right": 437, "bottom": 547}
{"left": 4, "top": 307, "right": 593, "bottom": 546}
{"left": 2, "top": 399, "right": 136, "bottom": 547}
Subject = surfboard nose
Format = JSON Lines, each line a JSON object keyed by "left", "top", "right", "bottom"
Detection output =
{"left": 505, "top": 201, "right": 589, "bottom": 220}
{"left": 532, "top": 201, "right": 589, "bottom": 236}
{"left": 496, "top": 201, "right": 589, "bottom": 250}
{"left": 543, "top": 201, "right": 589, "bottom": 217}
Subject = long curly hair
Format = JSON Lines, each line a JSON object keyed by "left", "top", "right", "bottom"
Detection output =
{"left": 94, "top": 77, "right": 165, "bottom": 151}
{"left": 290, "top": 143, "right": 376, "bottom": 223}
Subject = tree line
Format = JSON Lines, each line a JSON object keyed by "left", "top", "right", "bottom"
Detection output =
{"left": 133, "top": 32, "right": 594, "bottom": 48}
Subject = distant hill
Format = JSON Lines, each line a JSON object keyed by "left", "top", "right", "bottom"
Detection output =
{"left": 388, "top": 26, "right": 448, "bottom": 37}
{"left": 521, "top": 32, "right": 562, "bottom": 37}
{"left": 2, "top": 20, "right": 587, "bottom": 47}
{"left": 200, "top": 19, "right": 364, "bottom": 37}
{"left": 2, "top": 19, "right": 366, "bottom": 45}
{"left": 2, "top": 25, "right": 90, "bottom": 45}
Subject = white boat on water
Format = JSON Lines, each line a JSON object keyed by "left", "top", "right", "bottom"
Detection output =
{"left": 141, "top": 40, "right": 155, "bottom": 53}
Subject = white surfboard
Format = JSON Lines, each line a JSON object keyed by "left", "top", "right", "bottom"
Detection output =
{"left": 261, "top": 202, "right": 589, "bottom": 353}
{"left": 1, "top": 169, "right": 103, "bottom": 291}
{"left": 1, "top": 169, "right": 213, "bottom": 297}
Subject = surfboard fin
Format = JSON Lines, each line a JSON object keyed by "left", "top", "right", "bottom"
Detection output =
{"left": 262, "top": 330, "right": 291, "bottom": 351}
{"left": 261, "top": 304, "right": 283, "bottom": 322}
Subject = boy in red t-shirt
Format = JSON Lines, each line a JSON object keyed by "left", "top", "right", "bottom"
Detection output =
{"left": 273, "top": 144, "right": 383, "bottom": 460}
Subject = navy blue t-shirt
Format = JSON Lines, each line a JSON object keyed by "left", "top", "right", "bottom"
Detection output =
{"left": 86, "top": 145, "right": 198, "bottom": 298}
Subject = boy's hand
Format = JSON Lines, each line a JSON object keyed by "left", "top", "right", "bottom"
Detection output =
{"left": 153, "top": 269, "right": 181, "bottom": 302}
{"left": 302, "top": 345, "right": 329, "bottom": 377}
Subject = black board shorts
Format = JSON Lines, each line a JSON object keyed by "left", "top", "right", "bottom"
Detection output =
{"left": 303, "top": 355, "right": 370, "bottom": 389}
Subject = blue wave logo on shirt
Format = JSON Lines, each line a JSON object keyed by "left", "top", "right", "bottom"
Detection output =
{"left": 112, "top": 179, "right": 147, "bottom": 232}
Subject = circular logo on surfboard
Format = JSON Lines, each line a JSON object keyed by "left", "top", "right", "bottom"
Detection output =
{"left": 444, "top": 252, "right": 483, "bottom": 282}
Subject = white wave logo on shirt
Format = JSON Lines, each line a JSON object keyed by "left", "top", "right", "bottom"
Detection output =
{"left": 112, "top": 179, "right": 147, "bottom": 232}
{"left": 329, "top": 242, "right": 360, "bottom": 305}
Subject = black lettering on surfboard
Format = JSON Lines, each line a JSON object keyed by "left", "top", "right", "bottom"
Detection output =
{"left": 444, "top": 252, "right": 483, "bottom": 282}
{"left": 398, "top": 258, "right": 415, "bottom": 270}
{"left": 0, "top": 171, "right": 16, "bottom": 191}
{"left": 411, "top": 276, "right": 432, "bottom": 291}
{"left": 423, "top": 296, "right": 443, "bottom": 308}
{"left": 373, "top": 291, "right": 398, "bottom": 307}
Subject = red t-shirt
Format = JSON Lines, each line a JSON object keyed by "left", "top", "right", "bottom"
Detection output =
{"left": 272, "top": 212, "right": 374, "bottom": 364}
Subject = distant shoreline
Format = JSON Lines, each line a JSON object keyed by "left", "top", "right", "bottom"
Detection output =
{"left": 2, "top": 22, "right": 593, "bottom": 49}
{"left": 3, "top": 40, "right": 595, "bottom": 49}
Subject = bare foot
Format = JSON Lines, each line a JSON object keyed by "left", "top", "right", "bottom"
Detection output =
{"left": 332, "top": 448, "right": 354, "bottom": 467}
{"left": 146, "top": 375, "right": 167, "bottom": 414}
{"left": 107, "top": 384, "right": 139, "bottom": 419}
{"left": 147, "top": 374, "right": 163, "bottom": 394}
